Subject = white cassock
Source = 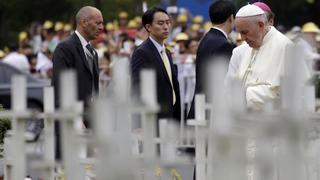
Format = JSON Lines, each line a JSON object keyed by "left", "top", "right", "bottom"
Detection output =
{"left": 225, "top": 42, "right": 247, "bottom": 84}
{"left": 236, "top": 26, "right": 292, "bottom": 109}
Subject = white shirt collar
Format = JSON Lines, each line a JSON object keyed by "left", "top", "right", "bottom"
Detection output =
{"left": 75, "top": 30, "right": 89, "bottom": 47}
{"left": 149, "top": 36, "right": 164, "bottom": 54}
{"left": 261, "top": 26, "right": 275, "bottom": 47}
{"left": 212, "top": 27, "right": 228, "bottom": 39}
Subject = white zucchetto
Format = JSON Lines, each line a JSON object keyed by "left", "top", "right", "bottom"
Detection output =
{"left": 236, "top": 4, "right": 265, "bottom": 18}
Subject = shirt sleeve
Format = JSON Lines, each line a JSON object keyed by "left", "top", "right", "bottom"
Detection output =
{"left": 246, "top": 84, "right": 279, "bottom": 110}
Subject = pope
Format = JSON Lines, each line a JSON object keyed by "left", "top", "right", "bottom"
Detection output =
{"left": 232, "top": 4, "right": 292, "bottom": 110}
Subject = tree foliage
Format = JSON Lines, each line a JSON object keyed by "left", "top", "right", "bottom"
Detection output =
{"left": 0, "top": 0, "right": 319, "bottom": 48}
{"left": 0, "top": 0, "right": 74, "bottom": 47}
{"left": 0, "top": 0, "right": 162, "bottom": 48}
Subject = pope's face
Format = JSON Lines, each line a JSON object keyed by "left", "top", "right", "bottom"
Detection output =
{"left": 235, "top": 17, "right": 265, "bottom": 49}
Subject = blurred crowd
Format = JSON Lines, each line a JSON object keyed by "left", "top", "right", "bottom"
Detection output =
{"left": 0, "top": 9, "right": 320, "bottom": 106}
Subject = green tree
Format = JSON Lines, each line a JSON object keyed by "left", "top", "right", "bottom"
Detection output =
{"left": 0, "top": 0, "right": 75, "bottom": 48}
{"left": 0, "top": 0, "right": 162, "bottom": 48}
{"left": 101, "top": 0, "right": 161, "bottom": 22}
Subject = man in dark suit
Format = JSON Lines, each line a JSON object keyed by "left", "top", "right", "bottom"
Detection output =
{"left": 131, "top": 7, "right": 181, "bottom": 122}
{"left": 188, "top": 0, "right": 236, "bottom": 118}
{"left": 52, "top": 6, "right": 103, "bottom": 114}
{"left": 51, "top": 6, "right": 103, "bottom": 159}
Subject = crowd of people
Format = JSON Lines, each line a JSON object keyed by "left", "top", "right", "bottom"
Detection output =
{"left": 0, "top": 1, "right": 319, "bottom": 113}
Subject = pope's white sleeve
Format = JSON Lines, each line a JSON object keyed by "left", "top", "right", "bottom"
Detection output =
{"left": 226, "top": 51, "right": 240, "bottom": 77}
{"left": 246, "top": 85, "right": 278, "bottom": 109}
{"left": 225, "top": 49, "right": 242, "bottom": 86}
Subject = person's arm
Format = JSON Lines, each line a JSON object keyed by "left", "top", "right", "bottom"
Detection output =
{"left": 51, "top": 44, "right": 74, "bottom": 107}
{"left": 225, "top": 48, "right": 241, "bottom": 85}
{"left": 130, "top": 49, "right": 150, "bottom": 98}
{"left": 246, "top": 84, "right": 279, "bottom": 110}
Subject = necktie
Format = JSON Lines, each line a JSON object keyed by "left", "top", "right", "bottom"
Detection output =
{"left": 85, "top": 44, "right": 95, "bottom": 73}
{"left": 85, "top": 44, "right": 96, "bottom": 98}
{"left": 86, "top": 44, "right": 95, "bottom": 56}
{"left": 161, "top": 45, "right": 176, "bottom": 105}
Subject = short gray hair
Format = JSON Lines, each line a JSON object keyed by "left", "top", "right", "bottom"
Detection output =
{"left": 75, "top": 6, "right": 95, "bottom": 25}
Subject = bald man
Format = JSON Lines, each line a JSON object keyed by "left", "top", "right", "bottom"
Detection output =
{"left": 52, "top": 6, "right": 103, "bottom": 109}
{"left": 230, "top": 4, "right": 291, "bottom": 110}
{"left": 52, "top": 6, "right": 103, "bottom": 159}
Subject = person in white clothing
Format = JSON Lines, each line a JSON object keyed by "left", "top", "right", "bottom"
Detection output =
{"left": 231, "top": 4, "right": 292, "bottom": 110}
{"left": 297, "top": 22, "right": 320, "bottom": 72}
{"left": 226, "top": 2, "right": 275, "bottom": 83}
{"left": 2, "top": 43, "right": 30, "bottom": 73}
{"left": 36, "top": 46, "right": 53, "bottom": 78}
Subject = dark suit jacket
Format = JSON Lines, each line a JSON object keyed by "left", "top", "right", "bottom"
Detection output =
{"left": 51, "top": 33, "right": 99, "bottom": 108}
{"left": 131, "top": 37, "right": 181, "bottom": 121}
{"left": 51, "top": 33, "right": 99, "bottom": 159}
{"left": 188, "top": 28, "right": 234, "bottom": 118}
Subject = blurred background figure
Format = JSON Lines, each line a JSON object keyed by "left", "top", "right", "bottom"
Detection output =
{"left": 42, "top": 20, "right": 58, "bottom": 54}
{"left": 180, "top": 38, "right": 198, "bottom": 115}
{"left": 135, "top": 25, "right": 148, "bottom": 46}
{"left": 118, "top": 11, "right": 129, "bottom": 34}
{"left": 170, "top": 13, "right": 188, "bottom": 42}
{"left": 173, "top": 32, "right": 190, "bottom": 114}
{"left": 286, "top": 22, "right": 320, "bottom": 73}
{"left": 36, "top": 46, "right": 53, "bottom": 79}
{"left": 203, "top": 21, "right": 212, "bottom": 33}
{"left": 126, "top": 19, "right": 139, "bottom": 39}
{"left": 187, "top": 23, "right": 201, "bottom": 41}
{"left": 285, "top": 26, "right": 301, "bottom": 41}
{"left": 2, "top": 42, "right": 30, "bottom": 73}
{"left": 298, "top": 22, "right": 320, "bottom": 71}
{"left": 62, "top": 23, "right": 73, "bottom": 40}
{"left": 192, "top": 15, "right": 203, "bottom": 26}
{"left": 99, "top": 51, "right": 112, "bottom": 95}
{"left": 19, "top": 31, "right": 31, "bottom": 50}
{"left": 27, "top": 53, "right": 40, "bottom": 77}
{"left": 118, "top": 32, "right": 135, "bottom": 57}
{"left": 53, "top": 21, "right": 65, "bottom": 44}
{"left": 29, "top": 22, "right": 43, "bottom": 54}
{"left": 174, "top": 32, "right": 189, "bottom": 64}
{"left": 104, "top": 22, "right": 118, "bottom": 54}
{"left": 0, "top": 49, "right": 5, "bottom": 61}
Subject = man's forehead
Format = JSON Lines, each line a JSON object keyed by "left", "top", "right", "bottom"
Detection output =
{"left": 154, "top": 12, "right": 170, "bottom": 20}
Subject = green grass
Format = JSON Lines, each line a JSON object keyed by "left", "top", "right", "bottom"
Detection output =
{"left": 0, "top": 104, "right": 11, "bottom": 144}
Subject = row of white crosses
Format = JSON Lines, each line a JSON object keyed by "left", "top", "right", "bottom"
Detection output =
{"left": 93, "top": 58, "right": 192, "bottom": 179}
{"left": 0, "top": 71, "right": 87, "bottom": 180}
{"left": 0, "top": 78, "right": 56, "bottom": 179}
{"left": 0, "top": 57, "right": 191, "bottom": 180}
{"left": 2, "top": 44, "right": 320, "bottom": 180}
